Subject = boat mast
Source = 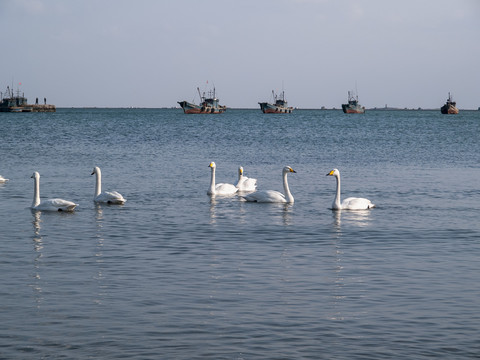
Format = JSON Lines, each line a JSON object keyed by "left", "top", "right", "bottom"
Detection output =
{"left": 197, "top": 87, "right": 205, "bottom": 103}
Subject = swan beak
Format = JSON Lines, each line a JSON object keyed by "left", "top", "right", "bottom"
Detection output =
{"left": 290, "top": 169, "right": 297, "bottom": 173}
{"left": 326, "top": 170, "right": 334, "bottom": 176}
{"left": 91, "top": 171, "right": 95, "bottom": 175}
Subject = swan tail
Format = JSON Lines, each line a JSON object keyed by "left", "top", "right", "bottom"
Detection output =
{"left": 62, "top": 203, "right": 78, "bottom": 211}
{"left": 342, "top": 197, "right": 375, "bottom": 210}
{"left": 96, "top": 191, "right": 126, "bottom": 204}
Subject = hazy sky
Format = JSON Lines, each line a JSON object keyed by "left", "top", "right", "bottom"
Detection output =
{"left": 1, "top": 0, "right": 479, "bottom": 109}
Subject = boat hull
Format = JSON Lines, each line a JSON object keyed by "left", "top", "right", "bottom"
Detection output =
{"left": 440, "top": 105, "right": 459, "bottom": 114}
{"left": 259, "top": 102, "right": 293, "bottom": 114}
{"left": 342, "top": 105, "right": 365, "bottom": 114}
{"left": 177, "top": 101, "right": 226, "bottom": 114}
{"left": 0, "top": 105, "right": 55, "bottom": 112}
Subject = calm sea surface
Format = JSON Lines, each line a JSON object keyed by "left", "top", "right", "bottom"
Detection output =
{"left": 1, "top": 108, "right": 479, "bottom": 359}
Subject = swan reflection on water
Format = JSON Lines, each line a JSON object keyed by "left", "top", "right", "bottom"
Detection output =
{"left": 95, "top": 202, "right": 104, "bottom": 223}
{"left": 209, "top": 196, "right": 218, "bottom": 224}
{"left": 332, "top": 209, "right": 373, "bottom": 229}
{"left": 31, "top": 211, "right": 44, "bottom": 306}
{"left": 208, "top": 195, "right": 248, "bottom": 225}
{"left": 329, "top": 210, "right": 373, "bottom": 321}
{"left": 209, "top": 195, "right": 293, "bottom": 226}
{"left": 93, "top": 203, "right": 106, "bottom": 305}
{"left": 281, "top": 203, "right": 293, "bottom": 226}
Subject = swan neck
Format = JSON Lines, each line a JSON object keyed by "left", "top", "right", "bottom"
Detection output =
{"left": 32, "top": 176, "right": 40, "bottom": 207}
{"left": 208, "top": 167, "right": 216, "bottom": 194}
{"left": 334, "top": 174, "right": 341, "bottom": 209}
{"left": 283, "top": 171, "right": 294, "bottom": 203}
{"left": 95, "top": 170, "right": 102, "bottom": 197}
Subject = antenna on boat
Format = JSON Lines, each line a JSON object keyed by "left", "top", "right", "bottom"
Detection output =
{"left": 211, "top": 82, "right": 216, "bottom": 99}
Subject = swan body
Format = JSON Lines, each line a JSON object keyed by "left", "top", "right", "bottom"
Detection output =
{"left": 242, "top": 166, "right": 296, "bottom": 203}
{"left": 0, "top": 175, "right": 8, "bottom": 183}
{"left": 235, "top": 166, "right": 257, "bottom": 192}
{"left": 31, "top": 172, "right": 78, "bottom": 212}
{"left": 326, "top": 168, "right": 375, "bottom": 210}
{"left": 91, "top": 166, "right": 126, "bottom": 204}
{"left": 207, "top": 162, "right": 238, "bottom": 196}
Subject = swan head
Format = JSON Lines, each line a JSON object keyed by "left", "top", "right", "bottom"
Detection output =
{"left": 238, "top": 166, "right": 244, "bottom": 175}
{"left": 283, "top": 166, "right": 296, "bottom": 174}
{"left": 91, "top": 166, "right": 100, "bottom": 176}
{"left": 208, "top": 162, "right": 216, "bottom": 169}
{"left": 326, "top": 168, "right": 340, "bottom": 177}
{"left": 31, "top": 171, "right": 40, "bottom": 180}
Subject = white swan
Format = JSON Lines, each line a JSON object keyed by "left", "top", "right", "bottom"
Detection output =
{"left": 326, "top": 168, "right": 375, "bottom": 210}
{"left": 0, "top": 174, "right": 8, "bottom": 183}
{"left": 242, "top": 166, "right": 296, "bottom": 203}
{"left": 91, "top": 166, "right": 126, "bottom": 204}
{"left": 235, "top": 166, "right": 257, "bottom": 192}
{"left": 207, "top": 162, "right": 238, "bottom": 196}
{"left": 31, "top": 172, "right": 78, "bottom": 212}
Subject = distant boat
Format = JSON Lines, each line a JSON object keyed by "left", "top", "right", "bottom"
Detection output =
{"left": 342, "top": 90, "right": 365, "bottom": 114}
{"left": 178, "top": 87, "right": 226, "bottom": 114}
{"left": 0, "top": 85, "right": 55, "bottom": 112}
{"left": 259, "top": 90, "right": 293, "bottom": 114}
{"left": 440, "top": 92, "right": 459, "bottom": 114}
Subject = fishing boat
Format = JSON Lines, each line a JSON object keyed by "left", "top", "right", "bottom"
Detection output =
{"left": 178, "top": 87, "right": 226, "bottom": 114}
{"left": 440, "top": 92, "right": 459, "bottom": 114}
{"left": 259, "top": 90, "right": 293, "bottom": 113}
{"left": 0, "top": 85, "right": 55, "bottom": 112}
{"left": 342, "top": 90, "right": 365, "bottom": 114}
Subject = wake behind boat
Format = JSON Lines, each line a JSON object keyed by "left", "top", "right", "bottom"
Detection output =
{"left": 178, "top": 87, "right": 226, "bottom": 114}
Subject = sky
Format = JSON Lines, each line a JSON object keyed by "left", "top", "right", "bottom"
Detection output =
{"left": 1, "top": 0, "right": 479, "bottom": 109}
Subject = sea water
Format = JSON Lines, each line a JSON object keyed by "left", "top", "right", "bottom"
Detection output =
{"left": 0, "top": 108, "right": 479, "bottom": 359}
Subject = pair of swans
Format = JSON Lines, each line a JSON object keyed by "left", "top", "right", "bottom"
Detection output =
{"left": 244, "top": 167, "right": 374, "bottom": 208}
{"left": 30, "top": 167, "right": 126, "bottom": 212}
{"left": 208, "top": 162, "right": 296, "bottom": 203}
{"left": 207, "top": 162, "right": 257, "bottom": 195}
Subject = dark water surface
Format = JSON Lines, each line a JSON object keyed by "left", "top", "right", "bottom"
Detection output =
{"left": 1, "top": 108, "right": 479, "bottom": 359}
